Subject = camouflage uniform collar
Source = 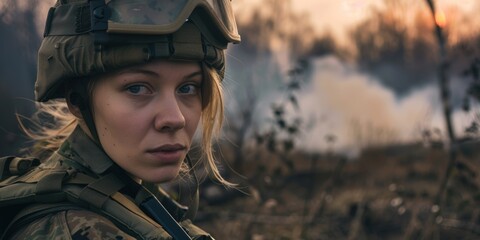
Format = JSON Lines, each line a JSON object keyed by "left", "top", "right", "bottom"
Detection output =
{"left": 58, "top": 126, "right": 114, "bottom": 175}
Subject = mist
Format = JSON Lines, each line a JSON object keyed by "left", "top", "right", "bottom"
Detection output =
{"left": 291, "top": 56, "right": 473, "bottom": 155}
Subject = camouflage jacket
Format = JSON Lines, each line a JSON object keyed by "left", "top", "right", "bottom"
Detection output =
{"left": 0, "top": 127, "right": 212, "bottom": 240}
{"left": 9, "top": 208, "right": 136, "bottom": 239}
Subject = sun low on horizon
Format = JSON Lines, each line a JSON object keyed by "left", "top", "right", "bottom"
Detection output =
{"left": 233, "top": 0, "right": 479, "bottom": 46}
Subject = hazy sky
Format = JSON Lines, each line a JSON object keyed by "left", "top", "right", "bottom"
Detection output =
{"left": 234, "top": 0, "right": 479, "bottom": 45}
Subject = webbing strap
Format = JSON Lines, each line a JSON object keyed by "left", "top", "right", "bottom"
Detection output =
{"left": 72, "top": 81, "right": 101, "bottom": 146}
{"left": 140, "top": 195, "right": 192, "bottom": 240}
{"left": 110, "top": 192, "right": 160, "bottom": 227}
{"left": 34, "top": 171, "right": 68, "bottom": 203}
{"left": 36, "top": 171, "right": 66, "bottom": 194}
{"left": 66, "top": 172, "right": 96, "bottom": 185}
{"left": 78, "top": 173, "right": 125, "bottom": 209}
{"left": 171, "top": 23, "right": 204, "bottom": 60}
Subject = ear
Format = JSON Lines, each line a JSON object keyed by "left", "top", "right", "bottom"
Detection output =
{"left": 66, "top": 90, "right": 84, "bottom": 119}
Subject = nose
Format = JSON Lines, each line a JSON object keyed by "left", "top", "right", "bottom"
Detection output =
{"left": 153, "top": 94, "right": 186, "bottom": 132}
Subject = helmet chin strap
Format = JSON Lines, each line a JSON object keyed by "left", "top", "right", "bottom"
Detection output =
{"left": 69, "top": 82, "right": 101, "bottom": 145}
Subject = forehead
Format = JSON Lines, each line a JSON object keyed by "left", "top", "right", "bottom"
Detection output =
{"left": 117, "top": 60, "right": 202, "bottom": 76}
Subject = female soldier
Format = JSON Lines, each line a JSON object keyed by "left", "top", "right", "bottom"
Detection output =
{"left": 0, "top": 0, "right": 240, "bottom": 239}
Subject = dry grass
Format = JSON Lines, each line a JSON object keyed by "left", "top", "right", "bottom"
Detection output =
{"left": 195, "top": 141, "right": 480, "bottom": 239}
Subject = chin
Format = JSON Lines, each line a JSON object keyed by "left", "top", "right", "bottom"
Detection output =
{"left": 141, "top": 168, "right": 180, "bottom": 183}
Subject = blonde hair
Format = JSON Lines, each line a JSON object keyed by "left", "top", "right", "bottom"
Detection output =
{"left": 19, "top": 100, "right": 76, "bottom": 158}
{"left": 21, "top": 64, "right": 233, "bottom": 186}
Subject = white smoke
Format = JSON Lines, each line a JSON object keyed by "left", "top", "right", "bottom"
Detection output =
{"left": 296, "top": 56, "right": 474, "bottom": 155}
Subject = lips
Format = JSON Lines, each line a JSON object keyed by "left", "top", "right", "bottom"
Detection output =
{"left": 148, "top": 144, "right": 186, "bottom": 152}
{"left": 146, "top": 144, "right": 187, "bottom": 164}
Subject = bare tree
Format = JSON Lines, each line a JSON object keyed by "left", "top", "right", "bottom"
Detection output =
{"left": 350, "top": 1, "right": 437, "bottom": 94}
{"left": 420, "top": 0, "right": 457, "bottom": 239}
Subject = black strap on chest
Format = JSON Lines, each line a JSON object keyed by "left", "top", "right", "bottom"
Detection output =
{"left": 110, "top": 165, "right": 193, "bottom": 240}
{"left": 140, "top": 193, "right": 192, "bottom": 240}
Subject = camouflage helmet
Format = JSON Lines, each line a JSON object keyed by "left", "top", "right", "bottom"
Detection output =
{"left": 35, "top": 0, "right": 241, "bottom": 102}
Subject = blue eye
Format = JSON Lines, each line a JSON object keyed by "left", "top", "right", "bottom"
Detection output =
{"left": 126, "top": 85, "right": 150, "bottom": 95}
{"left": 178, "top": 84, "right": 198, "bottom": 95}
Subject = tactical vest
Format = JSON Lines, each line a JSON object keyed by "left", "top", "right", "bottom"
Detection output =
{"left": 0, "top": 155, "right": 212, "bottom": 240}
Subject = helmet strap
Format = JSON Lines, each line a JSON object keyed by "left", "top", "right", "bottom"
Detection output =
{"left": 69, "top": 81, "right": 101, "bottom": 145}
{"left": 79, "top": 100, "right": 101, "bottom": 145}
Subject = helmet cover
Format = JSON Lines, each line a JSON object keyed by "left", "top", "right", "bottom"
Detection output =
{"left": 35, "top": 0, "right": 240, "bottom": 101}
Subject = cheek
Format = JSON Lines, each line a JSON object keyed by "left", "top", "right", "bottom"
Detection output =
{"left": 93, "top": 97, "right": 148, "bottom": 146}
{"left": 184, "top": 105, "right": 202, "bottom": 137}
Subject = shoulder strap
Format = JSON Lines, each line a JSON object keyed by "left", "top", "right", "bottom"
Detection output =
{"left": 0, "top": 159, "right": 211, "bottom": 239}
{"left": 138, "top": 189, "right": 192, "bottom": 240}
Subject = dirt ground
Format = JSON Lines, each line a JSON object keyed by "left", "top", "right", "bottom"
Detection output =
{"left": 194, "top": 142, "right": 480, "bottom": 240}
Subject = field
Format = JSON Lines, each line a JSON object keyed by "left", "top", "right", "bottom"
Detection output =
{"left": 195, "top": 141, "right": 480, "bottom": 239}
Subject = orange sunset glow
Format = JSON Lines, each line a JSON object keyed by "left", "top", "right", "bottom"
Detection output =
{"left": 435, "top": 9, "right": 447, "bottom": 28}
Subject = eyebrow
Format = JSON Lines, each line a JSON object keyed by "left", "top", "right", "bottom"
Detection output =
{"left": 118, "top": 68, "right": 158, "bottom": 77}
{"left": 184, "top": 71, "right": 203, "bottom": 80}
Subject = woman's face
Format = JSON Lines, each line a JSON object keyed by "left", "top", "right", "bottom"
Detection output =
{"left": 91, "top": 60, "right": 203, "bottom": 183}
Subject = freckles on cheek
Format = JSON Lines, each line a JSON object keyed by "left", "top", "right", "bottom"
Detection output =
{"left": 98, "top": 102, "right": 140, "bottom": 145}
{"left": 96, "top": 100, "right": 117, "bottom": 146}
{"left": 99, "top": 125, "right": 116, "bottom": 148}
